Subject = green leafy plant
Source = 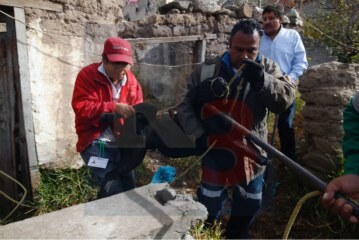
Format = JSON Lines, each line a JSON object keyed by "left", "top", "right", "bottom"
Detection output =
{"left": 303, "top": 0, "right": 359, "bottom": 63}
{"left": 135, "top": 154, "right": 156, "bottom": 186}
{"left": 35, "top": 167, "right": 98, "bottom": 215}
{"left": 167, "top": 156, "right": 202, "bottom": 188}
{"left": 190, "top": 220, "right": 224, "bottom": 239}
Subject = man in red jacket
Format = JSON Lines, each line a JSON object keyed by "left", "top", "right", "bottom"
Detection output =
{"left": 72, "top": 37, "right": 143, "bottom": 198}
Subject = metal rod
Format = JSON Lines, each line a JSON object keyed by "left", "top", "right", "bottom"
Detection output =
{"left": 205, "top": 104, "right": 359, "bottom": 218}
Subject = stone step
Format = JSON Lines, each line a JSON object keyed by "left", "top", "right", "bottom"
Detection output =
{"left": 0, "top": 183, "right": 207, "bottom": 239}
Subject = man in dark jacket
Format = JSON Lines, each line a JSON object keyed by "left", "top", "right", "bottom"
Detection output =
{"left": 174, "top": 19, "right": 296, "bottom": 238}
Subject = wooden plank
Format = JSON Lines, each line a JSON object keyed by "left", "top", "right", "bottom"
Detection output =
{"left": 199, "top": 40, "right": 206, "bottom": 63}
{"left": 0, "top": 6, "right": 18, "bottom": 213}
{"left": 14, "top": 7, "right": 36, "bottom": 194}
{"left": 14, "top": 7, "right": 37, "bottom": 171}
{"left": 193, "top": 40, "right": 207, "bottom": 63}
{"left": 126, "top": 34, "right": 217, "bottom": 44}
{"left": 0, "top": 0, "right": 62, "bottom": 12}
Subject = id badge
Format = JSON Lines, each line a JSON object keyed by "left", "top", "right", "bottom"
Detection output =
{"left": 88, "top": 156, "right": 109, "bottom": 169}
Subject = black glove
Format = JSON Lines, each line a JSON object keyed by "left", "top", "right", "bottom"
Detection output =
{"left": 242, "top": 58, "right": 265, "bottom": 92}
{"left": 195, "top": 77, "right": 229, "bottom": 104}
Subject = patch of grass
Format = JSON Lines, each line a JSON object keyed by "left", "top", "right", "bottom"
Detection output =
{"left": 253, "top": 90, "right": 359, "bottom": 238}
{"left": 34, "top": 167, "right": 98, "bottom": 215}
{"left": 291, "top": 195, "right": 359, "bottom": 239}
{"left": 135, "top": 154, "right": 155, "bottom": 186}
{"left": 251, "top": 158, "right": 359, "bottom": 239}
{"left": 190, "top": 220, "right": 224, "bottom": 240}
{"left": 167, "top": 156, "right": 202, "bottom": 188}
{"left": 283, "top": 175, "right": 359, "bottom": 239}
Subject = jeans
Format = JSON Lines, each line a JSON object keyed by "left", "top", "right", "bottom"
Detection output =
{"left": 278, "top": 100, "right": 297, "bottom": 161}
{"left": 80, "top": 140, "right": 135, "bottom": 198}
{"left": 197, "top": 174, "right": 264, "bottom": 238}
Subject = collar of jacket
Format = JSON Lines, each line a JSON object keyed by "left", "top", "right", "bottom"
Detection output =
{"left": 92, "top": 62, "right": 114, "bottom": 86}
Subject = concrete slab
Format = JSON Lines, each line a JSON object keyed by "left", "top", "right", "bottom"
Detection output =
{"left": 0, "top": 183, "right": 207, "bottom": 239}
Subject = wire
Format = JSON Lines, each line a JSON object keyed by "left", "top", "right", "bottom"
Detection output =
{"left": 0, "top": 191, "right": 33, "bottom": 208}
{"left": 282, "top": 191, "right": 321, "bottom": 239}
{"left": 2, "top": 2, "right": 357, "bottom": 60}
{"left": 169, "top": 140, "right": 217, "bottom": 186}
{"left": 136, "top": 61, "right": 202, "bottom": 68}
{"left": 303, "top": 18, "right": 357, "bottom": 50}
{"left": 0, "top": 9, "right": 205, "bottom": 69}
{"left": 0, "top": 9, "right": 101, "bottom": 57}
{"left": 0, "top": 170, "right": 28, "bottom": 224}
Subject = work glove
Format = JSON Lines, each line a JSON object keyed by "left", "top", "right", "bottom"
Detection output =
{"left": 242, "top": 58, "right": 265, "bottom": 92}
{"left": 151, "top": 165, "right": 176, "bottom": 184}
{"left": 196, "top": 76, "right": 229, "bottom": 104}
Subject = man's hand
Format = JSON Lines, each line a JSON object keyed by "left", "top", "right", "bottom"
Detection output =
{"left": 115, "top": 103, "right": 135, "bottom": 118}
{"left": 322, "top": 174, "right": 359, "bottom": 223}
{"left": 242, "top": 58, "right": 265, "bottom": 91}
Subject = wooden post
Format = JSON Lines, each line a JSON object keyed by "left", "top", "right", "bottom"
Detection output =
{"left": 14, "top": 7, "right": 38, "bottom": 191}
{"left": 194, "top": 40, "right": 206, "bottom": 63}
{"left": 237, "top": 3, "right": 253, "bottom": 18}
{"left": 0, "top": 0, "right": 62, "bottom": 12}
{"left": 0, "top": 6, "right": 18, "bottom": 215}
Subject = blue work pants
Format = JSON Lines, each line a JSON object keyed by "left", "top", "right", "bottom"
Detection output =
{"left": 197, "top": 174, "right": 264, "bottom": 238}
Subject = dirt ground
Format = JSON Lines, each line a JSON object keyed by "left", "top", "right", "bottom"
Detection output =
{"left": 142, "top": 151, "right": 301, "bottom": 238}
{"left": 139, "top": 105, "right": 359, "bottom": 239}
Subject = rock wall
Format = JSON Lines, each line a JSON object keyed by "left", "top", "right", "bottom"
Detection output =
{"left": 119, "top": 13, "right": 237, "bottom": 106}
{"left": 23, "top": 2, "right": 242, "bottom": 168}
{"left": 304, "top": 37, "right": 338, "bottom": 67}
{"left": 22, "top": 0, "right": 303, "bottom": 168}
{"left": 298, "top": 62, "right": 359, "bottom": 179}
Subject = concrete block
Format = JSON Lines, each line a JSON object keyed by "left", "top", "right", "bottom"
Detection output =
{"left": 0, "top": 183, "right": 207, "bottom": 239}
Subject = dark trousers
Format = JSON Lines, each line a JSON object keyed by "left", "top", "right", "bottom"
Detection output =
{"left": 278, "top": 100, "right": 296, "bottom": 161}
{"left": 197, "top": 175, "right": 263, "bottom": 239}
{"left": 80, "top": 140, "right": 136, "bottom": 199}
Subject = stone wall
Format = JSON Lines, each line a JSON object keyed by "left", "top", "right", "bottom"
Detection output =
{"left": 23, "top": 2, "right": 241, "bottom": 168}
{"left": 119, "top": 13, "right": 237, "bottom": 106}
{"left": 298, "top": 62, "right": 359, "bottom": 179}
{"left": 304, "top": 37, "right": 337, "bottom": 67}
{"left": 22, "top": 0, "right": 303, "bottom": 168}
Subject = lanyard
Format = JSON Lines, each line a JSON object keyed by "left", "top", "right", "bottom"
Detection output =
{"left": 98, "top": 140, "right": 105, "bottom": 158}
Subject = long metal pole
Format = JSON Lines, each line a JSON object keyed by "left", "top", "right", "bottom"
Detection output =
{"left": 205, "top": 104, "right": 359, "bottom": 218}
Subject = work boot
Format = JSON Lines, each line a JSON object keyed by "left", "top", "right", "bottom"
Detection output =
{"left": 225, "top": 216, "right": 253, "bottom": 239}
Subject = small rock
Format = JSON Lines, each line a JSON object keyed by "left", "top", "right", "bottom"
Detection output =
{"left": 168, "top": 9, "right": 181, "bottom": 14}
{"left": 155, "top": 187, "right": 177, "bottom": 205}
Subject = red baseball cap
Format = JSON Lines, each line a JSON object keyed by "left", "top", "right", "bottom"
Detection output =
{"left": 103, "top": 37, "right": 134, "bottom": 65}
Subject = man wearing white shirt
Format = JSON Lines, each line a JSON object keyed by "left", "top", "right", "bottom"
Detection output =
{"left": 260, "top": 4, "right": 308, "bottom": 161}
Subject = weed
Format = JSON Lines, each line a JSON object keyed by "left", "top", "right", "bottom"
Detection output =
{"left": 34, "top": 167, "right": 98, "bottom": 215}
{"left": 167, "top": 156, "right": 202, "bottom": 188}
{"left": 190, "top": 220, "right": 224, "bottom": 240}
{"left": 252, "top": 90, "right": 359, "bottom": 238}
{"left": 135, "top": 154, "right": 155, "bottom": 186}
